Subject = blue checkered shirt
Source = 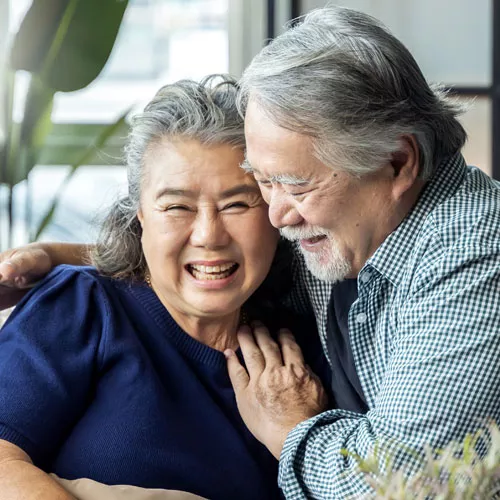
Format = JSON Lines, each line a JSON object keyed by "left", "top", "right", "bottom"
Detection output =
{"left": 278, "top": 154, "right": 500, "bottom": 499}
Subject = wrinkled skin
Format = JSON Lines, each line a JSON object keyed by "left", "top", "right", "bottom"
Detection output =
{"left": 225, "top": 323, "right": 328, "bottom": 459}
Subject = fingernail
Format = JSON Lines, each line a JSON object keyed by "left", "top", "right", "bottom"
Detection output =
{"left": 238, "top": 325, "right": 251, "bottom": 334}
{"left": 224, "top": 349, "right": 234, "bottom": 359}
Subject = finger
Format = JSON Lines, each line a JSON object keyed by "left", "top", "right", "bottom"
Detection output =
{"left": 0, "top": 260, "right": 34, "bottom": 288}
{"left": 237, "top": 325, "right": 265, "bottom": 377}
{"left": 0, "top": 259, "right": 19, "bottom": 283}
{"left": 252, "top": 321, "right": 283, "bottom": 368}
{"left": 0, "top": 248, "right": 50, "bottom": 287}
{"left": 225, "top": 349, "right": 250, "bottom": 393}
{"left": 279, "top": 329, "right": 306, "bottom": 367}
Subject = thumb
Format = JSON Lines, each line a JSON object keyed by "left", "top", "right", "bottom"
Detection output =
{"left": 225, "top": 349, "right": 249, "bottom": 393}
{"left": 0, "top": 259, "right": 20, "bottom": 284}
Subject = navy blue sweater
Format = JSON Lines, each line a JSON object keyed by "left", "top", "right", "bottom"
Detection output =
{"left": 0, "top": 266, "right": 329, "bottom": 500}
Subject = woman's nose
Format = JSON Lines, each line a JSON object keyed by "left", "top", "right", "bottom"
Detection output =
{"left": 190, "top": 211, "right": 230, "bottom": 249}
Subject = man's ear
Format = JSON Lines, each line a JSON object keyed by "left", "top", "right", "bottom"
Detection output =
{"left": 390, "top": 135, "right": 420, "bottom": 200}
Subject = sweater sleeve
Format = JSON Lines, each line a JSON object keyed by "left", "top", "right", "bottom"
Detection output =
{"left": 0, "top": 265, "right": 109, "bottom": 467}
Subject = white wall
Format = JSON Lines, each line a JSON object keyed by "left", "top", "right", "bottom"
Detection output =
{"left": 300, "top": 0, "right": 491, "bottom": 86}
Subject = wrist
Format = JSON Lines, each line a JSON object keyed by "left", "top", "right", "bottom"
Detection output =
{"left": 267, "top": 425, "right": 294, "bottom": 460}
{"left": 47, "top": 243, "right": 90, "bottom": 267}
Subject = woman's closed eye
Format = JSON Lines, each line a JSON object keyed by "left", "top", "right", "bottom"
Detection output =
{"left": 164, "top": 205, "right": 193, "bottom": 212}
{"left": 222, "top": 201, "right": 250, "bottom": 212}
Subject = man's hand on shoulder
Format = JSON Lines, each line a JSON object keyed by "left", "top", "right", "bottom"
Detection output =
{"left": 0, "top": 243, "right": 54, "bottom": 310}
{"left": 225, "top": 323, "right": 328, "bottom": 459}
{"left": 0, "top": 242, "right": 91, "bottom": 311}
{"left": 0, "top": 243, "right": 53, "bottom": 288}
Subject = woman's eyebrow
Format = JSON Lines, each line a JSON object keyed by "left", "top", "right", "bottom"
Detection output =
{"left": 155, "top": 185, "right": 260, "bottom": 200}
{"left": 155, "top": 188, "right": 197, "bottom": 199}
{"left": 220, "top": 185, "right": 261, "bottom": 199}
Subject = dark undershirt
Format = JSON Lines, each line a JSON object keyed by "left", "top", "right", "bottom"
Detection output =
{"left": 327, "top": 279, "right": 369, "bottom": 413}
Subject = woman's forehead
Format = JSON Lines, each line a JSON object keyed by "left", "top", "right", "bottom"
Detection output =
{"left": 143, "top": 138, "right": 256, "bottom": 197}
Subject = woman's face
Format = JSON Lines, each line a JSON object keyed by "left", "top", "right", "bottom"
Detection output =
{"left": 137, "top": 138, "right": 279, "bottom": 320}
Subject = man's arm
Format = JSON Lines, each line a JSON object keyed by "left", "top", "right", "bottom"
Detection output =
{"left": 0, "top": 440, "right": 75, "bottom": 499}
{"left": 52, "top": 475, "right": 208, "bottom": 499}
{"left": 227, "top": 247, "right": 500, "bottom": 499}
{"left": 0, "top": 242, "right": 90, "bottom": 309}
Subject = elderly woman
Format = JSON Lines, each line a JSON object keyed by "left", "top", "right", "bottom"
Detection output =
{"left": 0, "top": 75, "right": 329, "bottom": 500}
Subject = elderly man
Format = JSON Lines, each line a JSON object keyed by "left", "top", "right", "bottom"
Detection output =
{"left": 223, "top": 5, "right": 500, "bottom": 499}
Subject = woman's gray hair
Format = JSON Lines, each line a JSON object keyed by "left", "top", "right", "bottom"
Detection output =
{"left": 92, "top": 74, "right": 245, "bottom": 280}
{"left": 237, "top": 4, "right": 467, "bottom": 180}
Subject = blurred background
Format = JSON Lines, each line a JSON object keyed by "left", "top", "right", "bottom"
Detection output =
{"left": 0, "top": 0, "right": 495, "bottom": 250}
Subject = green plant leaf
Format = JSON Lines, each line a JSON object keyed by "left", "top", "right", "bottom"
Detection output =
{"left": 10, "top": 0, "right": 129, "bottom": 92}
{"left": 8, "top": 76, "right": 56, "bottom": 185}
{"left": 34, "top": 106, "right": 132, "bottom": 239}
{"left": 9, "top": 0, "right": 68, "bottom": 74}
{"left": 0, "top": 69, "right": 15, "bottom": 186}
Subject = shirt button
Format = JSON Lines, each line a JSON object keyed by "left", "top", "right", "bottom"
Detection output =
{"left": 360, "top": 272, "right": 371, "bottom": 283}
{"left": 356, "top": 313, "right": 367, "bottom": 324}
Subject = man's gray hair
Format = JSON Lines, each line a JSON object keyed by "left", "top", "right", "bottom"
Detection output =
{"left": 92, "top": 74, "right": 245, "bottom": 280}
{"left": 237, "top": 5, "right": 467, "bottom": 179}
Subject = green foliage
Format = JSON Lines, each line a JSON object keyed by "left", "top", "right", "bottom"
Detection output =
{"left": 344, "top": 423, "right": 500, "bottom": 499}
{"left": 0, "top": 0, "right": 130, "bottom": 247}
{"left": 10, "top": 0, "right": 128, "bottom": 92}
{"left": 34, "top": 107, "right": 132, "bottom": 239}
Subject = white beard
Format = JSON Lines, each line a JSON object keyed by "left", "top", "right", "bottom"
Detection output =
{"left": 280, "top": 226, "right": 351, "bottom": 284}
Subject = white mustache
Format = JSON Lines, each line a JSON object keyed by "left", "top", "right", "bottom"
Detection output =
{"left": 279, "top": 226, "right": 328, "bottom": 241}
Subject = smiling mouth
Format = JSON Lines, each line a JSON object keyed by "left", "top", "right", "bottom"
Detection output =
{"left": 186, "top": 263, "right": 239, "bottom": 281}
{"left": 302, "top": 235, "right": 327, "bottom": 244}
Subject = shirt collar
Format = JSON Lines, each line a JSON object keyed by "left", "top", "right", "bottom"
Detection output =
{"left": 366, "top": 153, "right": 467, "bottom": 286}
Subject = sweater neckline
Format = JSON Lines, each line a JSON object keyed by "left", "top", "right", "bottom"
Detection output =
{"left": 128, "top": 282, "right": 232, "bottom": 369}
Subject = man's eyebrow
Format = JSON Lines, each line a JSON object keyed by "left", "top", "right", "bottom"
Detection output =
{"left": 271, "top": 174, "right": 310, "bottom": 186}
{"left": 241, "top": 155, "right": 310, "bottom": 186}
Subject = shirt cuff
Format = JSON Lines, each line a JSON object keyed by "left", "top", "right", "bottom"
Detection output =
{"left": 278, "top": 416, "right": 320, "bottom": 492}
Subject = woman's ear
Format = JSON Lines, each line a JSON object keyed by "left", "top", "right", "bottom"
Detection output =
{"left": 137, "top": 208, "right": 144, "bottom": 227}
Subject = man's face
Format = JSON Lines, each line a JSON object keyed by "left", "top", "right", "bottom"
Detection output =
{"left": 244, "top": 99, "right": 402, "bottom": 282}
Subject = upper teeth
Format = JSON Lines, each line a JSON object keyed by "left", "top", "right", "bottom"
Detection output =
{"left": 190, "top": 263, "right": 235, "bottom": 273}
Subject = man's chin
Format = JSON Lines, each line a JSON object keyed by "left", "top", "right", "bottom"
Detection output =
{"left": 300, "top": 249, "right": 351, "bottom": 284}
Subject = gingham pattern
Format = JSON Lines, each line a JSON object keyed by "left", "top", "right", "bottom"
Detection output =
{"left": 278, "top": 154, "right": 500, "bottom": 499}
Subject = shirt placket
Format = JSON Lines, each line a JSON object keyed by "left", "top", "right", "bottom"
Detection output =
{"left": 348, "top": 266, "right": 381, "bottom": 409}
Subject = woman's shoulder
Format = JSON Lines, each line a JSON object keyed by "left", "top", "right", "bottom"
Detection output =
{"left": 41, "top": 264, "right": 100, "bottom": 285}
{"left": 38, "top": 264, "right": 131, "bottom": 295}
{"left": 12, "top": 264, "right": 118, "bottom": 317}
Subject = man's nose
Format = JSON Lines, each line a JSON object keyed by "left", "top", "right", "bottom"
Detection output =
{"left": 190, "top": 211, "right": 230, "bottom": 249}
{"left": 267, "top": 187, "right": 303, "bottom": 229}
